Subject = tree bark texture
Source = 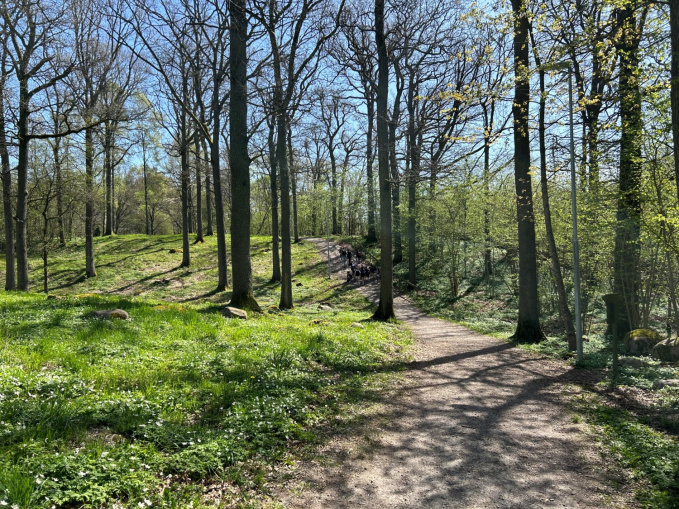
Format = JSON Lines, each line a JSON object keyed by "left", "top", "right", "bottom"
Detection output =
{"left": 210, "top": 109, "right": 228, "bottom": 289}
{"left": 229, "top": 0, "right": 259, "bottom": 310}
{"left": 0, "top": 73, "right": 15, "bottom": 290}
{"left": 104, "top": 121, "right": 113, "bottom": 236}
{"left": 269, "top": 120, "right": 281, "bottom": 282}
{"left": 407, "top": 84, "right": 418, "bottom": 287}
{"left": 511, "top": 0, "right": 542, "bottom": 342}
{"left": 670, "top": 0, "right": 679, "bottom": 202}
{"left": 180, "top": 79, "right": 191, "bottom": 268}
{"left": 372, "top": 0, "right": 394, "bottom": 320}
{"left": 15, "top": 80, "right": 30, "bottom": 290}
{"left": 277, "top": 110, "right": 293, "bottom": 309}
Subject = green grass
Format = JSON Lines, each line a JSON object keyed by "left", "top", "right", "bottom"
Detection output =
{"left": 0, "top": 235, "right": 411, "bottom": 508}
{"left": 572, "top": 394, "right": 679, "bottom": 508}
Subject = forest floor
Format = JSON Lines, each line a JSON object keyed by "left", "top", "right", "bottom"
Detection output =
{"left": 274, "top": 238, "right": 636, "bottom": 508}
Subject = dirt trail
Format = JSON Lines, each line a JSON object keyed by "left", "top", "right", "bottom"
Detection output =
{"left": 277, "top": 239, "right": 630, "bottom": 508}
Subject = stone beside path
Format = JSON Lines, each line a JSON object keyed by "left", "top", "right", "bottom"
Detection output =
{"left": 276, "top": 238, "right": 632, "bottom": 508}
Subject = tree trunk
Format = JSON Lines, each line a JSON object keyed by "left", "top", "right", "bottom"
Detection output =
{"left": 15, "top": 80, "right": 30, "bottom": 290}
{"left": 277, "top": 109, "right": 293, "bottom": 308}
{"left": 194, "top": 132, "right": 204, "bottom": 243}
{"left": 329, "top": 142, "right": 338, "bottom": 235}
{"left": 56, "top": 140, "right": 65, "bottom": 246}
{"left": 613, "top": 3, "right": 645, "bottom": 335}
{"left": 85, "top": 124, "right": 97, "bottom": 278}
{"left": 180, "top": 79, "right": 191, "bottom": 268}
{"left": 204, "top": 136, "right": 214, "bottom": 236}
{"left": 537, "top": 66, "right": 576, "bottom": 349}
{"left": 269, "top": 120, "right": 281, "bottom": 282}
{"left": 389, "top": 98, "right": 402, "bottom": 265}
{"left": 406, "top": 84, "right": 418, "bottom": 287}
{"left": 366, "top": 96, "right": 377, "bottom": 243}
{"left": 670, "top": 0, "right": 679, "bottom": 202}
{"left": 104, "top": 121, "right": 113, "bottom": 236}
{"left": 143, "top": 134, "right": 150, "bottom": 235}
{"left": 0, "top": 74, "right": 15, "bottom": 290}
{"left": 372, "top": 0, "right": 394, "bottom": 320}
{"left": 482, "top": 106, "right": 493, "bottom": 277}
{"left": 288, "top": 127, "right": 299, "bottom": 242}
{"left": 229, "top": 0, "right": 259, "bottom": 310}
{"left": 187, "top": 175, "right": 194, "bottom": 234}
{"left": 278, "top": 110, "right": 293, "bottom": 309}
{"left": 210, "top": 111, "right": 228, "bottom": 289}
{"left": 511, "top": 0, "right": 542, "bottom": 342}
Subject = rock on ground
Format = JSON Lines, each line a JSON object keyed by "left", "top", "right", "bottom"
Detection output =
{"left": 652, "top": 337, "right": 679, "bottom": 362}
{"left": 222, "top": 307, "right": 247, "bottom": 320}
{"left": 624, "top": 328, "right": 662, "bottom": 357}
{"left": 93, "top": 309, "right": 129, "bottom": 320}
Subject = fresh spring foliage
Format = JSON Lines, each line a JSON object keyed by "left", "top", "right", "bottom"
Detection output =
{"left": 0, "top": 236, "right": 411, "bottom": 508}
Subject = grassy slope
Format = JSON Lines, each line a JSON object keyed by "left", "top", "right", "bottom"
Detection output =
{"left": 0, "top": 235, "right": 410, "bottom": 508}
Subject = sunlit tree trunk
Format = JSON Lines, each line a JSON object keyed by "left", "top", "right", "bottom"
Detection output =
{"left": 373, "top": 0, "right": 394, "bottom": 320}
{"left": 268, "top": 119, "right": 281, "bottom": 282}
{"left": 0, "top": 68, "right": 15, "bottom": 290}
{"left": 511, "top": 0, "right": 542, "bottom": 342}
{"left": 229, "top": 0, "right": 259, "bottom": 310}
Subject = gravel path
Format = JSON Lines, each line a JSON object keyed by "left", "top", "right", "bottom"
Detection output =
{"left": 278, "top": 239, "right": 630, "bottom": 508}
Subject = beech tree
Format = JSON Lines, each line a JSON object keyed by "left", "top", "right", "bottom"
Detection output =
{"left": 510, "top": 0, "right": 542, "bottom": 342}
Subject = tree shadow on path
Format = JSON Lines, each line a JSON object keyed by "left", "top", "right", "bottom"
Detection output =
{"left": 277, "top": 239, "right": 628, "bottom": 509}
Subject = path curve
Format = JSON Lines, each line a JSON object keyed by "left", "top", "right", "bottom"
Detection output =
{"left": 279, "top": 238, "right": 630, "bottom": 508}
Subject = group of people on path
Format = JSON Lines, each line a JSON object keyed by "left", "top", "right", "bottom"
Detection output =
{"left": 339, "top": 243, "right": 380, "bottom": 282}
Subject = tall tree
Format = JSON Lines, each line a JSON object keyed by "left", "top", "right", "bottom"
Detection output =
{"left": 228, "top": 0, "right": 259, "bottom": 310}
{"left": 1, "top": 0, "right": 74, "bottom": 290}
{"left": 372, "top": 0, "right": 394, "bottom": 320}
{"left": 0, "top": 38, "right": 14, "bottom": 290}
{"left": 612, "top": 0, "right": 648, "bottom": 334}
{"left": 529, "top": 25, "right": 576, "bottom": 349}
{"left": 253, "top": 0, "right": 344, "bottom": 309}
{"left": 510, "top": 0, "right": 542, "bottom": 342}
{"left": 71, "top": 0, "right": 128, "bottom": 275}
